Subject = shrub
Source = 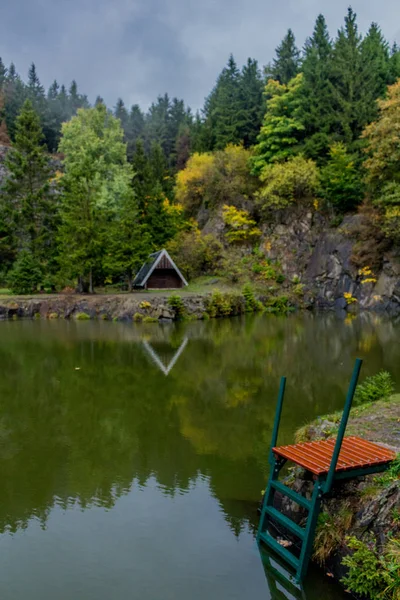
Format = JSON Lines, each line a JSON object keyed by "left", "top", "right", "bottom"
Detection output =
{"left": 166, "top": 228, "right": 223, "bottom": 280}
{"left": 257, "top": 155, "right": 319, "bottom": 211}
{"left": 354, "top": 371, "right": 395, "bottom": 405}
{"left": 206, "top": 290, "right": 233, "bottom": 318}
{"left": 139, "top": 301, "right": 152, "bottom": 310}
{"left": 7, "top": 251, "right": 42, "bottom": 294}
{"left": 266, "top": 295, "right": 290, "bottom": 313}
{"left": 242, "top": 283, "right": 260, "bottom": 312}
{"left": 167, "top": 294, "right": 186, "bottom": 319}
{"left": 175, "top": 145, "right": 257, "bottom": 215}
{"left": 222, "top": 205, "right": 261, "bottom": 244}
{"left": 75, "top": 312, "right": 90, "bottom": 320}
{"left": 133, "top": 312, "right": 143, "bottom": 322}
{"left": 341, "top": 537, "right": 392, "bottom": 600}
{"left": 143, "top": 316, "right": 158, "bottom": 323}
{"left": 319, "top": 143, "right": 364, "bottom": 212}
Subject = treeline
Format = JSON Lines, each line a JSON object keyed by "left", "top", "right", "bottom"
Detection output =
{"left": 1, "top": 7, "right": 400, "bottom": 294}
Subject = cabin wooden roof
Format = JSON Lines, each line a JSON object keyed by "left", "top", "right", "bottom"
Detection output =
{"left": 133, "top": 249, "right": 188, "bottom": 288}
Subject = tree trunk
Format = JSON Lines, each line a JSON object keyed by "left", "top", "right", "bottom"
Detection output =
{"left": 89, "top": 269, "right": 94, "bottom": 294}
{"left": 127, "top": 273, "right": 133, "bottom": 293}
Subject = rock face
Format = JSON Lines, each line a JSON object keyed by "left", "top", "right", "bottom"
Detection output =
{"left": 260, "top": 210, "right": 400, "bottom": 314}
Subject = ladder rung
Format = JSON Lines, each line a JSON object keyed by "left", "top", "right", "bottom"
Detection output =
{"left": 270, "top": 481, "right": 311, "bottom": 510}
{"left": 264, "top": 562, "right": 303, "bottom": 598}
{"left": 265, "top": 506, "right": 305, "bottom": 540}
{"left": 259, "top": 531, "right": 299, "bottom": 571}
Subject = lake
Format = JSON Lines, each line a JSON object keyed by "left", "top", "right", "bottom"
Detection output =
{"left": 0, "top": 312, "right": 399, "bottom": 599}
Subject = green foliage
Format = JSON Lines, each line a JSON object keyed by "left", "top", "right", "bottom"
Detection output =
{"left": 7, "top": 250, "right": 42, "bottom": 294}
{"left": 1, "top": 99, "right": 57, "bottom": 272}
{"left": 252, "top": 74, "right": 305, "bottom": 172}
{"left": 376, "top": 454, "right": 400, "bottom": 487}
{"left": 266, "top": 295, "right": 290, "bottom": 313}
{"left": 142, "top": 316, "right": 158, "bottom": 323}
{"left": 341, "top": 537, "right": 392, "bottom": 599}
{"left": 354, "top": 371, "right": 395, "bottom": 405}
{"left": 166, "top": 228, "right": 223, "bottom": 280}
{"left": 319, "top": 143, "right": 364, "bottom": 212}
{"left": 167, "top": 294, "right": 186, "bottom": 319}
{"left": 222, "top": 205, "right": 261, "bottom": 244}
{"left": 267, "top": 29, "right": 300, "bottom": 85}
{"left": 175, "top": 144, "right": 257, "bottom": 216}
{"left": 206, "top": 290, "right": 234, "bottom": 318}
{"left": 313, "top": 505, "right": 353, "bottom": 564}
{"left": 133, "top": 312, "right": 143, "bottom": 322}
{"left": 257, "top": 155, "right": 319, "bottom": 211}
{"left": 242, "top": 283, "right": 261, "bottom": 312}
{"left": 75, "top": 312, "right": 90, "bottom": 321}
{"left": 58, "top": 104, "right": 132, "bottom": 293}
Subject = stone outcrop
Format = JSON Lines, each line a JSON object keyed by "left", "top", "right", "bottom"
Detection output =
{"left": 0, "top": 293, "right": 211, "bottom": 322}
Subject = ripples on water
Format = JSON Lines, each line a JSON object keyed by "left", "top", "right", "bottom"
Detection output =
{"left": 0, "top": 312, "right": 398, "bottom": 599}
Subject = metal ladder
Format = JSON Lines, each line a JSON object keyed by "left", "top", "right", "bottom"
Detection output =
{"left": 257, "top": 359, "right": 363, "bottom": 582}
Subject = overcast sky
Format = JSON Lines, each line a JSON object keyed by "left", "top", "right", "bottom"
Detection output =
{"left": 1, "top": 0, "right": 400, "bottom": 111}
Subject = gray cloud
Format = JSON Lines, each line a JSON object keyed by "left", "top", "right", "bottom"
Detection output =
{"left": 0, "top": 0, "right": 400, "bottom": 111}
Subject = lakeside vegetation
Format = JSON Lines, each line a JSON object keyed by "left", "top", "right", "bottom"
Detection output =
{"left": 1, "top": 8, "right": 400, "bottom": 297}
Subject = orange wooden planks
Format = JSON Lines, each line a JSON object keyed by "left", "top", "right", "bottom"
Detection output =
{"left": 273, "top": 436, "right": 396, "bottom": 475}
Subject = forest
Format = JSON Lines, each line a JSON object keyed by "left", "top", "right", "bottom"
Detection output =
{"left": 0, "top": 7, "right": 400, "bottom": 294}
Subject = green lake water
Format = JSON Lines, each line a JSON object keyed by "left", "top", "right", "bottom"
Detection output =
{"left": 0, "top": 312, "right": 399, "bottom": 599}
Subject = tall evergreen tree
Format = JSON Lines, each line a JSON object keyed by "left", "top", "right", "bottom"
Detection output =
{"left": 268, "top": 29, "right": 300, "bottom": 84}
{"left": 4, "top": 63, "right": 26, "bottom": 139}
{"left": 58, "top": 104, "right": 132, "bottom": 293}
{"left": 2, "top": 100, "right": 55, "bottom": 268}
{"left": 298, "top": 14, "right": 334, "bottom": 160}
{"left": 114, "top": 98, "right": 129, "bottom": 135}
{"left": 329, "top": 8, "right": 369, "bottom": 145}
{"left": 359, "top": 23, "right": 391, "bottom": 125}
{"left": 205, "top": 55, "right": 246, "bottom": 149}
{"left": 0, "top": 58, "right": 7, "bottom": 89}
{"left": 239, "top": 58, "right": 264, "bottom": 147}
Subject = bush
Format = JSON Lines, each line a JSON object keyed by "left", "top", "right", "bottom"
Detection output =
{"left": 242, "top": 283, "right": 261, "bottom": 312}
{"left": 166, "top": 228, "right": 223, "bottom": 280}
{"left": 7, "top": 251, "right": 42, "bottom": 294}
{"left": 257, "top": 155, "right": 319, "bottom": 211}
{"left": 319, "top": 143, "right": 364, "bottom": 212}
{"left": 175, "top": 145, "right": 258, "bottom": 215}
{"left": 167, "top": 294, "right": 186, "bottom": 319}
{"left": 75, "top": 312, "right": 90, "bottom": 320}
{"left": 354, "top": 371, "right": 395, "bottom": 405}
{"left": 341, "top": 537, "right": 392, "bottom": 600}
{"left": 222, "top": 205, "right": 261, "bottom": 244}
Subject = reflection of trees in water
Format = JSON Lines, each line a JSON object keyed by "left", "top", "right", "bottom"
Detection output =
{"left": 0, "top": 313, "right": 398, "bottom": 538}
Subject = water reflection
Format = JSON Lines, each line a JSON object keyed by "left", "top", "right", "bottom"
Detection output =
{"left": 0, "top": 313, "right": 399, "bottom": 598}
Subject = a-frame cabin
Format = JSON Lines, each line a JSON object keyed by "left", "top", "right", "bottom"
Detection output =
{"left": 133, "top": 249, "right": 188, "bottom": 290}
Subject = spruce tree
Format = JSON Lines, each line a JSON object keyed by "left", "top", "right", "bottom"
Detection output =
{"left": 359, "top": 23, "right": 391, "bottom": 125}
{"left": 0, "top": 58, "right": 7, "bottom": 89}
{"left": 114, "top": 98, "right": 129, "bottom": 136}
{"left": 206, "top": 55, "right": 246, "bottom": 149}
{"left": 328, "top": 8, "right": 367, "bottom": 145}
{"left": 4, "top": 63, "right": 26, "bottom": 140}
{"left": 299, "top": 14, "right": 334, "bottom": 160}
{"left": 268, "top": 29, "right": 300, "bottom": 84}
{"left": 239, "top": 58, "right": 264, "bottom": 147}
{"left": 2, "top": 100, "right": 55, "bottom": 269}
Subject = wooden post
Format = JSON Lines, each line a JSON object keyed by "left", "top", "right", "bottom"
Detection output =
{"left": 324, "top": 358, "right": 363, "bottom": 493}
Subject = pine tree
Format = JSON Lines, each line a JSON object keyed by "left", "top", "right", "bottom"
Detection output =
{"left": 3, "top": 63, "right": 26, "bottom": 140}
{"left": 127, "top": 104, "right": 145, "bottom": 157}
{"left": 150, "top": 141, "right": 171, "bottom": 194}
{"left": 114, "top": 98, "right": 129, "bottom": 136}
{"left": 0, "top": 92, "right": 10, "bottom": 145}
{"left": 145, "top": 94, "right": 170, "bottom": 154}
{"left": 175, "top": 124, "right": 191, "bottom": 170}
{"left": 390, "top": 43, "right": 400, "bottom": 81}
{"left": 299, "top": 14, "right": 334, "bottom": 160}
{"left": 95, "top": 95, "right": 105, "bottom": 106}
{"left": 239, "top": 58, "right": 264, "bottom": 147}
{"left": 359, "top": 23, "right": 391, "bottom": 124}
{"left": 0, "top": 58, "right": 7, "bottom": 89}
{"left": 205, "top": 55, "right": 246, "bottom": 149}
{"left": 2, "top": 100, "right": 55, "bottom": 268}
{"left": 328, "top": 8, "right": 373, "bottom": 145}
{"left": 268, "top": 29, "right": 300, "bottom": 84}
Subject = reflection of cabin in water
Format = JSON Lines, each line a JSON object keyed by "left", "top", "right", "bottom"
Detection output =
{"left": 142, "top": 338, "right": 188, "bottom": 375}
{"left": 133, "top": 249, "right": 188, "bottom": 290}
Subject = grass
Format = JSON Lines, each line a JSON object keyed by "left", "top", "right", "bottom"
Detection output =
{"left": 313, "top": 503, "right": 354, "bottom": 564}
